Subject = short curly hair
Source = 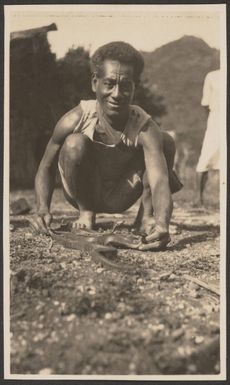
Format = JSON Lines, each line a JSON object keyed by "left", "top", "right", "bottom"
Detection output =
{"left": 91, "top": 41, "right": 144, "bottom": 84}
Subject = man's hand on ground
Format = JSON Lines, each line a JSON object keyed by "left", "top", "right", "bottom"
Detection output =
{"left": 138, "top": 227, "right": 171, "bottom": 251}
{"left": 29, "top": 212, "right": 52, "bottom": 235}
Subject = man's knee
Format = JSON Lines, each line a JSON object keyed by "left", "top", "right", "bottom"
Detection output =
{"left": 60, "top": 133, "right": 90, "bottom": 163}
{"left": 162, "top": 131, "right": 176, "bottom": 169}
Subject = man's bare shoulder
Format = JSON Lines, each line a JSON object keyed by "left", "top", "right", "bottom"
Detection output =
{"left": 57, "top": 104, "right": 84, "bottom": 130}
{"left": 138, "top": 118, "right": 163, "bottom": 149}
{"left": 52, "top": 104, "right": 84, "bottom": 143}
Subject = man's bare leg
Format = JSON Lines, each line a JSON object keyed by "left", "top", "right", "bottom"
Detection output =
{"left": 194, "top": 171, "right": 208, "bottom": 207}
{"left": 59, "top": 133, "right": 98, "bottom": 229}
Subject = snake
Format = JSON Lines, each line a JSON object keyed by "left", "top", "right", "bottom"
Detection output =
{"left": 49, "top": 229, "right": 142, "bottom": 272}
{"left": 27, "top": 218, "right": 169, "bottom": 271}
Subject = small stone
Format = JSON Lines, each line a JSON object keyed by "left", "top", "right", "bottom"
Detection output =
{"left": 104, "top": 312, "right": 112, "bottom": 320}
{"left": 177, "top": 346, "right": 185, "bottom": 356}
{"left": 214, "top": 362, "right": 220, "bottom": 373}
{"left": 150, "top": 323, "right": 164, "bottom": 332}
{"left": 38, "top": 368, "right": 53, "bottom": 375}
{"left": 168, "top": 273, "right": 176, "bottom": 281}
{"left": 10, "top": 224, "right": 15, "bottom": 231}
{"left": 96, "top": 267, "right": 104, "bottom": 273}
{"left": 66, "top": 313, "right": 77, "bottom": 322}
{"left": 10, "top": 198, "right": 31, "bottom": 215}
{"left": 53, "top": 301, "right": 59, "bottom": 306}
{"left": 210, "top": 322, "right": 219, "bottom": 334}
{"left": 190, "top": 290, "right": 201, "bottom": 298}
{"left": 50, "top": 331, "right": 58, "bottom": 341}
{"left": 177, "top": 345, "right": 192, "bottom": 356}
{"left": 42, "top": 289, "right": 49, "bottom": 297}
{"left": 78, "top": 285, "right": 84, "bottom": 293}
{"left": 194, "top": 336, "right": 204, "bottom": 344}
{"left": 33, "top": 333, "right": 45, "bottom": 342}
{"left": 21, "top": 339, "right": 27, "bottom": 346}
{"left": 25, "top": 232, "right": 33, "bottom": 238}
{"left": 91, "top": 311, "right": 97, "bottom": 318}
{"left": 87, "top": 286, "right": 96, "bottom": 295}
{"left": 82, "top": 365, "right": 92, "bottom": 374}
{"left": 60, "top": 262, "right": 67, "bottom": 269}
{"left": 126, "top": 318, "right": 133, "bottom": 326}
{"left": 188, "top": 364, "right": 197, "bottom": 373}
{"left": 129, "top": 362, "right": 136, "bottom": 372}
{"left": 178, "top": 303, "right": 184, "bottom": 310}
{"left": 60, "top": 302, "right": 66, "bottom": 312}
{"left": 72, "top": 260, "right": 80, "bottom": 266}
{"left": 172, "top": 328, "right": 184, "bottom": 340}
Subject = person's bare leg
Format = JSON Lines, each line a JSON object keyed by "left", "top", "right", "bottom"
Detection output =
{"left": 194, "top": 171, "right": 208, "bottom": 207}
{"left": 59, "top": 133, "right": 97, "bottom": 229}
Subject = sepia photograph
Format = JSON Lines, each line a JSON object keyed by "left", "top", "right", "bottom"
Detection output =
{"left": 4, "top": 3, "right": 227, "bottom": 381}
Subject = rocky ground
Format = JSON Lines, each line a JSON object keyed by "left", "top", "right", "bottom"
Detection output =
{"left": 9, "top": 182, "right": 221, "bottom": 376}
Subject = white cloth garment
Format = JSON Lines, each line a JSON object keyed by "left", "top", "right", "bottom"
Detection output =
{"left": 196, "top": 70, "right": 220, "bottom": 172}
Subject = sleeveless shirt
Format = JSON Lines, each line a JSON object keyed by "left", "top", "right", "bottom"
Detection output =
{"left": 73, "top": 100, "right": 151, "bottom": 147}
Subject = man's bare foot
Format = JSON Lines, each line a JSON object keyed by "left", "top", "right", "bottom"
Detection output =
{"left": 133, "top": 216, "right": 156, "bottom": 235}
{"left": 192, "top": 199, "right": 205, "bottom": 208}
{"left": 72, "top": 211, "right": 95, "bottom": 230}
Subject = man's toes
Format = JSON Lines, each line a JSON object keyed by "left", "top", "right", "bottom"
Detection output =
{"left": 73, "top": 222, "right": 87, "bottom": 229}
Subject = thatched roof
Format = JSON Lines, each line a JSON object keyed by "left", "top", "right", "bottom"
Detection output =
{"left": 10, "top": 23, "right": 57, "bottom": 41}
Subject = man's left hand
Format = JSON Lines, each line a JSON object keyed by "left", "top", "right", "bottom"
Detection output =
{"left": 137, "top": 228, "right": 171, "bottom": 251}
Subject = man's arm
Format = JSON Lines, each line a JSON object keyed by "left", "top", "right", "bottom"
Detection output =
{"left": 33, "top": 105, "right": 83, "bottom": 233}
{"left": 138, "top": 119, "right": 173, "bottom": 246}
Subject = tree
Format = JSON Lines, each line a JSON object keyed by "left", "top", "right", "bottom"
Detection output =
{"left": 133, "top": 83, "right": 166, "bottom": 122}
{"left": 57, "top": 47, "right": 94, "bottom": 110}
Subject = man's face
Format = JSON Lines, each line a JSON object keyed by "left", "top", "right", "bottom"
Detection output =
{"left": 92, "top": 60, "right": 135, "bottom": 119}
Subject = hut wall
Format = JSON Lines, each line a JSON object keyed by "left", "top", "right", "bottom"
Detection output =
{"left": 10, "top": 29, "right": 64, "bottom": 189}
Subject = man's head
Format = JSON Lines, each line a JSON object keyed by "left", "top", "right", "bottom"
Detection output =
{"left": 91, "top": 41, "right": 144, "bottom": 120}
{"left": 91, "top": 41, "right": 144, "bottom": 84}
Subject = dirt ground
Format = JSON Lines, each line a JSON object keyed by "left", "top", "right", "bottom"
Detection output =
{"left": 9, "top": 181, "right": 221, "bottom": 376}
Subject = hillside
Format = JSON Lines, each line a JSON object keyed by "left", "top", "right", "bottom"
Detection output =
{"left": 141, "top": 35, "right": 220, "bottom": 164}
{"left": 10, "top": 32, "right": 220, "bottom": 188}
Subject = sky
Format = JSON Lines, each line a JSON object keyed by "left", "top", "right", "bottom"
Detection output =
{"left": 6, "top": 4, "right": 224, "bottom": 59}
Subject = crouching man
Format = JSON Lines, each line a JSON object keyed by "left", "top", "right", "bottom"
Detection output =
{"left": 34, "top": 41, "right": 182, "bottom": 250}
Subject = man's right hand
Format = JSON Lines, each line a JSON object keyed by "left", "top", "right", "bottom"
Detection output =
{"left": 29, "top": 211, "right": 53, "bottom": 235}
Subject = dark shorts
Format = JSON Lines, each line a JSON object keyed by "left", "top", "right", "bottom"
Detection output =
{"left": 59, "top": 133, "right": 183, "bottom": 213}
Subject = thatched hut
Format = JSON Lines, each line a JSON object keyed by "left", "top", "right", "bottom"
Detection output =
{"left": 10, "top": 23, "right": 65, "bottom": 189}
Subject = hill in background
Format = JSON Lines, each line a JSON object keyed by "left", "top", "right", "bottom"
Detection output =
{"left": 10, "top": 28, "right": 220, "bottom": 188}
{"left": 141, "top": 35, "right": 220, "bottom": 165}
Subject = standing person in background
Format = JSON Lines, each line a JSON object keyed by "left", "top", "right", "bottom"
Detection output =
{"left": 195, "top": 69, "right": 220, "bottom": 206}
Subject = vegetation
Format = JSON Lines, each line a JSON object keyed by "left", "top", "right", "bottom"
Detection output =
{"left": 10, "top": 29, "right": 219, "bottom": 188}
{"left": 141, "top": 36, "right": 220, "bottom": 165}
